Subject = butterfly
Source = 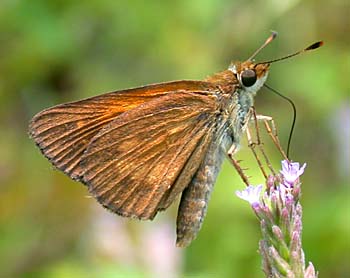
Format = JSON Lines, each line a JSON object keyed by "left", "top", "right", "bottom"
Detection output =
{"left": 29, "top": 32, "right": 322, "bottom": 247}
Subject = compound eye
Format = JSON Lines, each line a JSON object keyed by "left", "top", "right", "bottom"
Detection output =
{"left": 241, "top": 69, "right": 257, "bottom": 87}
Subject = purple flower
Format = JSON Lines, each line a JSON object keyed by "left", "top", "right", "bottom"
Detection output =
{"left": 240, "top": 160, "right": 316, "bottom": 277}
{"left": 280, "top": 160, "right": 306, "bottom": 187}
{"left": 236, "top": 184, "right": 263, "bottom": 207}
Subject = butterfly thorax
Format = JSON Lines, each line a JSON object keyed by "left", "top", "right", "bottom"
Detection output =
{"left": 205, "top": 61, "right": 269, "bottom": 148}
{"left": 229, "top": 60, "right": 269, "bottom": 134}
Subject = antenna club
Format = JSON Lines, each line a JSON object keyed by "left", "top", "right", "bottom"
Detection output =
{"left": 271, "top": 31, "right": 278, "bottom": 39}
{"left": 265, "top": 31, "right": 278, "bottom": 45}
{"left": 247, "top": 32, "right": 278, "bottom": 61}
{"left": 305, "top": 41, "right": 324, "bottom": 51}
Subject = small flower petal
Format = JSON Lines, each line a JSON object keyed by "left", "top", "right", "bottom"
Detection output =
{"left": 280, "top": 160, "right": 307, "bottom": 187}
{"left": 305, "top": 262, "right": 317, "bottom": 278}
{"left": 266, "top": 174, "right": 276, "bottom": 190}
{"left": 236, "top": 184, "right": 263, "bottom": 206}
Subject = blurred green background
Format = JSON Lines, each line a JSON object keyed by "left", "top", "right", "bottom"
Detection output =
{"left": 0, "top": 0, "right": 349, "bottom": 277}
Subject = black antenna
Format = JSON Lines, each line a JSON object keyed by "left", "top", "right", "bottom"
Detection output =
{"left": 248, "top": 31, "right": 278, "bottom": 61}
{"left": 257, "top": 41, "right": 323, "bottom": 65}
{"left": 258, "top": 40, "right": 324, "bottom": 157}
{"left": 264, "top": 84, "right": 296, "bottom": 159}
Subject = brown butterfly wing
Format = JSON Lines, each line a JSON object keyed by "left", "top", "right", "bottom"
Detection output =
{"left": 80, "top": 91, "right": 219, "bottom": 220}
{"left": 29, "top": 81, "right": 212, "bottom": 180}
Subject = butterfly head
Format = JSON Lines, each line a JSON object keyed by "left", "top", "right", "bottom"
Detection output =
{"left": 226, "top": 31, "right": 323, "bottom": 96}
{"left": 228, "top": 60, "right": 270, "bottom": 95}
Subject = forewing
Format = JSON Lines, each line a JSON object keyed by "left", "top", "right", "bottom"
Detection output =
{"left": 29, "top": 81, "right": 212, "bottom": 180}
{"left": 80, "top": 92, "right": 218, "bottom": 220}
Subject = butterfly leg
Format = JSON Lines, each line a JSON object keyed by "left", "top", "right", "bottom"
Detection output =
{"left": 257, "top": 115, "right": 289, "bottom": 161}
{"left": 248, "top": 108, "right": 291, "bottom": 181}
{"left": 245, "top": 125, "right": 271, "bottom": 179}
{"left": 247, "top": 109, "right": 277, "bottom": 178}
{"left": 227, "top": 143, "right": 251, "bottom": 186}
{"left": 227, "top": 109, "right": 289, "bottom": 186}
